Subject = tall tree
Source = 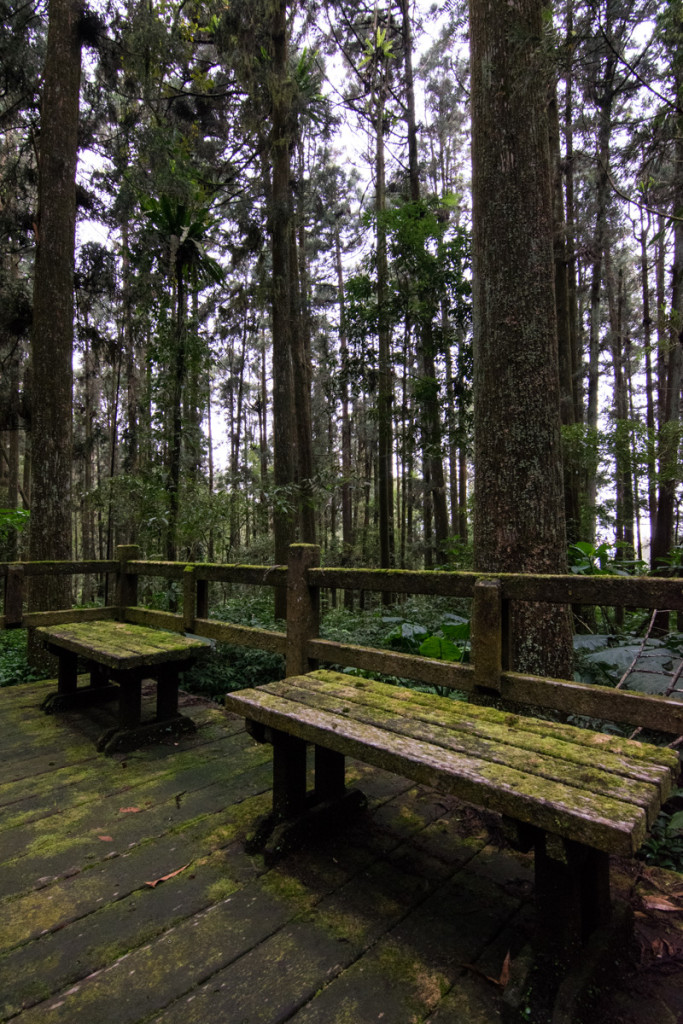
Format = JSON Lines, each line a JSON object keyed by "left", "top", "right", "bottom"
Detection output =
{"left": 469, "top": 0, "right": 573, "bottom": 676}
{"left": 650, "top": 0, "right": 683, "bottom": 575}
{"left": 28, "top": 0, "right": 82, "bottom": 622}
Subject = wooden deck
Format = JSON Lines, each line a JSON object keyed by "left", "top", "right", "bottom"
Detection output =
{"left": 1, "top": 679, "right": 681, "bottom": 1024}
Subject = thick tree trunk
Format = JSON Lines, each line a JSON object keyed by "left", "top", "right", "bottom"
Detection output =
{"left": 469, "top": 0, "right": 573, "bottom": 677}
{"left": 270, "top": 0, "right": 296, "bottom": 616}
{"left": 652, "top": 72, "right": 683, "bottom": 576}
{"left": 28, "top": 0, "right": 81, "bottom": 639}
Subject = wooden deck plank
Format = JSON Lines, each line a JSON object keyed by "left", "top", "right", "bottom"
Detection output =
{"left": 0, "top": 738, "right": 273, "bottom": 900}
{"left": 0, "top": 710, "right": 502, "bottom": 1024}
{"left": 224, "top": 687, "right": 649, "bottom": 855}
{"left": 1, "top": 677, "right": 672, "bottom": 1024}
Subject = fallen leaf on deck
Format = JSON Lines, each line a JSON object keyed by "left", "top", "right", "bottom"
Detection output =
{"left": 461, "top": 954, "right": 511, "bottom": 990}
{"left": 145, "top": 864, "right": 189, "bottom": 888}
{"left": 499, "top": 950, "right": 511, "bottom": 988}
{"left": 97, "top": 836, "right": 113, "bottom": 842}
{"left": 119, "top": 807, "right": 142, "bottom": 813}
{"left": 642, "top": 896, "right": 682, "bottom": 912}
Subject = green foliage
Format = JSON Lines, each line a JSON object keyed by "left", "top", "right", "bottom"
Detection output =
{"left": 183, "top": 642, "right": 285, "bottom": 698}
{"left": 0, "top": 630, "right": 45, "bottom": 687}
{"left": 181, "top": 592, "right": 284, "bottom": 698}
{"left": 443, "top": 539, "right": 474, "bottom": 570}
{"left": 180, "top": 596, "right": 474, "bottom": 702}
{"left": 0, "top": 508, "right": 29, "bottom": 542}
{"left": 639, "top": 795, "right": 683, "bottom": 871}
{"left": 140, "top": 192, "right": 223, "bottom": 288}
{"left": 655, "top": 546, "right": 683, "bottom": 571}
{"left": 419, "top": 621, "right": 470, "bottom": 662}
{"left": 568, "top": 541, "right": 647, "bottom": 577}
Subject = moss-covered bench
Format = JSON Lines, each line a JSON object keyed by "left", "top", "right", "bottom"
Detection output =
{"left": 37, "top": 621, "right": 207, "bottom": 754}
{"left": 224, "top": 668, "right": 678, "bottom": 987}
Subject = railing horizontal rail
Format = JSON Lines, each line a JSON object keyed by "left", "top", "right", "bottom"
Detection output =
{"left": 0, "top": 560, "right": 118, "bottom": 578}
{"left": 308, "top": 567, "right": 683, "bottom": 608}
{"left": 122, "top": 606, "right": 287, "bottom": 656}
{"left": 124, "top": 607, "right": 185, "bottom": 631}
{"left": 126, "top": 561, "right": 288, "bottom": 587}
{"left": 499, "top": 574, "right": 683, "bottom": 607}
{"left": 500, "top": 672, "right": 683, "bottom": 735}
{"left": 306, "top": 638, "right": 474, "bottom": 691}
{"left": 306, "top": 637, "right": 683, "bottom": 734}
{"left": 194, "top": 618, "right": 287, "bottom": 655}
{"left": 3, "top": 558, "right": 683, "bottom": 610}
{"left": 0, "top": 607, "right": 117, "bottom": 630}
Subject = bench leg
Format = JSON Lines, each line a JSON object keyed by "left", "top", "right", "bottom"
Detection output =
{"left": 156, "top": 669, "right": 180, "bottom": 721}
{"left": 314, "top": 745, "right": 345, "bottom": 800}
{"left": 58, "top": 651, "right": 78, "bottom": 695}
{"left": 534, "top": 832, "right": 611, "bottom": 962}
{"left": 89, "top": 662, "right": 109, "bottom": 689}
{"left": 118, "top": 679, "right": 142, "bottom": 729}
{"left": 506, "top": 833, "right": 621, "bottom": 1022}
{"left": 272, "top": 729, "right": 307, "bottom": 820}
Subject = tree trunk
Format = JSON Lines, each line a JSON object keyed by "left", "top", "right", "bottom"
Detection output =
{"left": 401, "top": 0, "right": 448, "bottom": 565}
{"left": 640, "top": 212, "right": 658, "bottom": 549}
{"left": 269, "top": 0, "right": 296, "bottom": 616}
{"left": 550, "top": 87, "right": 581, "bottom": 545}
{"left": 605, "top": 257, "right": 634, "bottom": 563}
{"left": 334, "top": 221, "right": 354, "bottom": 597}
{"left": 166, "top": 265, "right": 185, "bottom": 562}
{"left": 28, "top": 0, "right": 81, "bottom": 645}
{"left": 376, "top": 92, "right": 394, "bottom": 575}
{"left": 652, "top": 42, "right": 683, "bottom": 577}
{"left": 289, "top": 222, "right": 316, "bottom": 543}
{"left": 469, "top": 0, "right": 573, "bottom": 677}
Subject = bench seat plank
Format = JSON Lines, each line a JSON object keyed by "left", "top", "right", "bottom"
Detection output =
{"left": 279, "top": 672, "right": 677, "bottom": 787}
{"left": 259, "top": 679, "right": 668, "bottom": 826}
{"left": 36, "top": 621, "right": 205, "bottom": 671}
{"left": 308, "top": 671, "right": 679, "bottom": 775}
{"left": 225, "top": 685, "right": 653, "bottom": 856}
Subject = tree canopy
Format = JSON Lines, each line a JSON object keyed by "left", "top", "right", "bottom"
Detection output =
{"left": 1, "top": 0, "right": 682, "bottom": 601}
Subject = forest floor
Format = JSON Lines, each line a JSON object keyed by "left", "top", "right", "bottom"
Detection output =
{"left": 0, "top": 678, "right": 682, "bottom": 1024}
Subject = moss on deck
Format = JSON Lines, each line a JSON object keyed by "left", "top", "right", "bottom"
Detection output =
{"left": 1, "top": 676, "right": 680, "bottom": 1024}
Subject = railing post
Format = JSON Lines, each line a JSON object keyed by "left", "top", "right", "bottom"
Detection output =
{"left": 472, "top": 578, "right": 502, "bottom": 696}
{"left": 286, "top": 544, "right": 320, "bottom": 676}
{"left": 183, "top": 565, "right": 197, "bottom": 633}
{"left": 116, "top": 545, "right": 140, "bottom": 621}
{"left": 4, "top": 564, "right": 24, "bottom": 627}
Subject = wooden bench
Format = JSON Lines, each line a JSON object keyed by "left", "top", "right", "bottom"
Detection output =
{"left": 37, "top": 620, "right": 207, "bottom": 754}
{"left": 224, "top": 668, "right": 679, "bottom": 978}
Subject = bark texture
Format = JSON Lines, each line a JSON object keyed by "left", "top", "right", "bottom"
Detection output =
{"left": 469, "top": 0, "right": 572, "bottom": 676}
{"left": 28, "top": 0, "right": 81, "bottom": 616}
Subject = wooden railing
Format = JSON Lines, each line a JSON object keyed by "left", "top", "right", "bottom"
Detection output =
{"left": 3, "top": 543, "right": 683, "bottom": 737}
